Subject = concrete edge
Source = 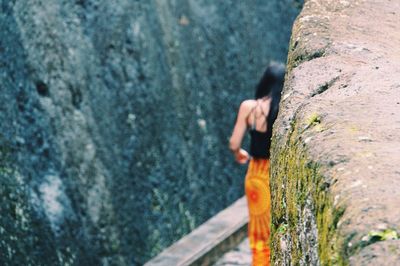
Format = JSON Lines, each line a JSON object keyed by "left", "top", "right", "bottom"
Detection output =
{"left": 144, "top": 196, "right": 249, "bottom": 266}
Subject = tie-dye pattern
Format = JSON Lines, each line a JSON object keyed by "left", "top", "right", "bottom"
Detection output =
{"left": 245, "top": 159, "right": 271, "bottom": 266}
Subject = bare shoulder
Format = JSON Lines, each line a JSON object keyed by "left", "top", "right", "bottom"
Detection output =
{"left": 239, "top": 99, "right": 257, "bottom": 112}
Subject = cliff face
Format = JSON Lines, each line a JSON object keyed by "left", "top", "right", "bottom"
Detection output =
{"left": 271, "top": 0, "right": 400, "bottom": 265}
{"left": 0, "top": 1, "right": 300, "bottom": 265}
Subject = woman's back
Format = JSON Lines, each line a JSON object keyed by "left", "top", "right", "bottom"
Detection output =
{"left": 246, "top": 98, "right": 272, "bottom": 159}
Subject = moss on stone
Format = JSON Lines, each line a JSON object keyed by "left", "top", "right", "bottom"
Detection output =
{"left": 270, "top": 119, "right": 346, "bottom": 265}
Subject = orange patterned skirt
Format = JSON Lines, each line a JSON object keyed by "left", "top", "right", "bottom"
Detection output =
{"left": 245, "top": 159, "right": 271, "bottom": 266}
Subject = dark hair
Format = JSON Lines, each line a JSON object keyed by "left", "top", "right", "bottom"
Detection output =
{"left": 255, "top": 62, "right": 285, "bottom": 99}
{"left": 256, "top": 62, "right": 286, "bottom": 156}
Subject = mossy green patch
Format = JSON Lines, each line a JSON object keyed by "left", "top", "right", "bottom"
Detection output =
{"left": 347, "top": 229, "right": 400, "bottom": 257}
{"left": 367, "top": 229, "right": 399, "bottom": 242}
{"left": 270, "top": 118, "right": 346, "bottom": 265}
{"left": 306, "top": 113, "right": 321, "bottom": 127}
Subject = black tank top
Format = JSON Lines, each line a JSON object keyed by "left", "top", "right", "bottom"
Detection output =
{"left": 249, "top": 102, "right": 272, "bottom": 159}
{"left": 249, "top": 129, "right": 271, "bottom": 159}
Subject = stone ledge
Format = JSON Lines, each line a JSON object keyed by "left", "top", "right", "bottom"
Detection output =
{"left": 144, "top": 197, "right": 248, "bottom": 266}
{"left": 271, "top": 0, "right": 400, "bottom": 265}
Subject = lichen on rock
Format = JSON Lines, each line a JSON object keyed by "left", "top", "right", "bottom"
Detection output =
{"left": 270, "top": 0, "right": 400, "bottom": 264}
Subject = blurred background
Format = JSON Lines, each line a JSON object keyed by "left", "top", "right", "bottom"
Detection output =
{"left": 0, "top": 0, "right": 301, "bottom": 265}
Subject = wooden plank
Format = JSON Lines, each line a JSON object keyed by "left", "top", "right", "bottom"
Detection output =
{"left": 144, "top": 196, "right": 249, "bottom": 266}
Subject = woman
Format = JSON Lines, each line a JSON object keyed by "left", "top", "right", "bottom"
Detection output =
{"left": 229, "top": 62, "right": 285, "bottom": 266}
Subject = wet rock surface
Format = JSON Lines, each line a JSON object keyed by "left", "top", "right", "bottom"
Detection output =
{"left": 271, "top": 0, "right": 400, "bottom": 265}
{"left": 0, "top": 1, "right": 300, "bottom": 265}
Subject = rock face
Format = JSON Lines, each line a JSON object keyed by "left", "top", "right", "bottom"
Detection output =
{"left": 0, "top": 1, "right": 300, "bottom": 265}
{"left": 271, "top": 0, "right": 400, "bottom": 265}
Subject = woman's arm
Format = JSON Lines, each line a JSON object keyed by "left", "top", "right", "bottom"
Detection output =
{"left": 229, "top": 100, "right": 254, "bottom": 164}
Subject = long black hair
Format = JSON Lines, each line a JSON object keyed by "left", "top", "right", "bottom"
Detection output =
{"left": 256, "top": 62, "right": 286, "bottom": 156}
{"left": 255, "top": 61, "right": 285, "bottom": 100}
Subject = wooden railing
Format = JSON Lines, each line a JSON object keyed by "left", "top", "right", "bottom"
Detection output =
{"left": 144, "top": 197, "right": 248, "bottom": 266}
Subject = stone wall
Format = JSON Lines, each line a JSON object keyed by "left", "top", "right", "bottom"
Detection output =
{"left": 0, "top": 1, "right": 300, "bottom": 265}
{"left": 271, "top": 0, "right": 400, "bottom": 265}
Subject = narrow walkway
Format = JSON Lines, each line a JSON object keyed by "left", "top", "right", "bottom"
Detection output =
{"left": 213, "top": 238, "right": 251, "bottom": 266}
{"left": 144, "top": 197, "right": 249, "bottom": 266}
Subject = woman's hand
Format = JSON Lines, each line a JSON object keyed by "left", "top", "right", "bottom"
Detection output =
{"left": 235, "top": 148, "right": 249, "bottom": 164}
